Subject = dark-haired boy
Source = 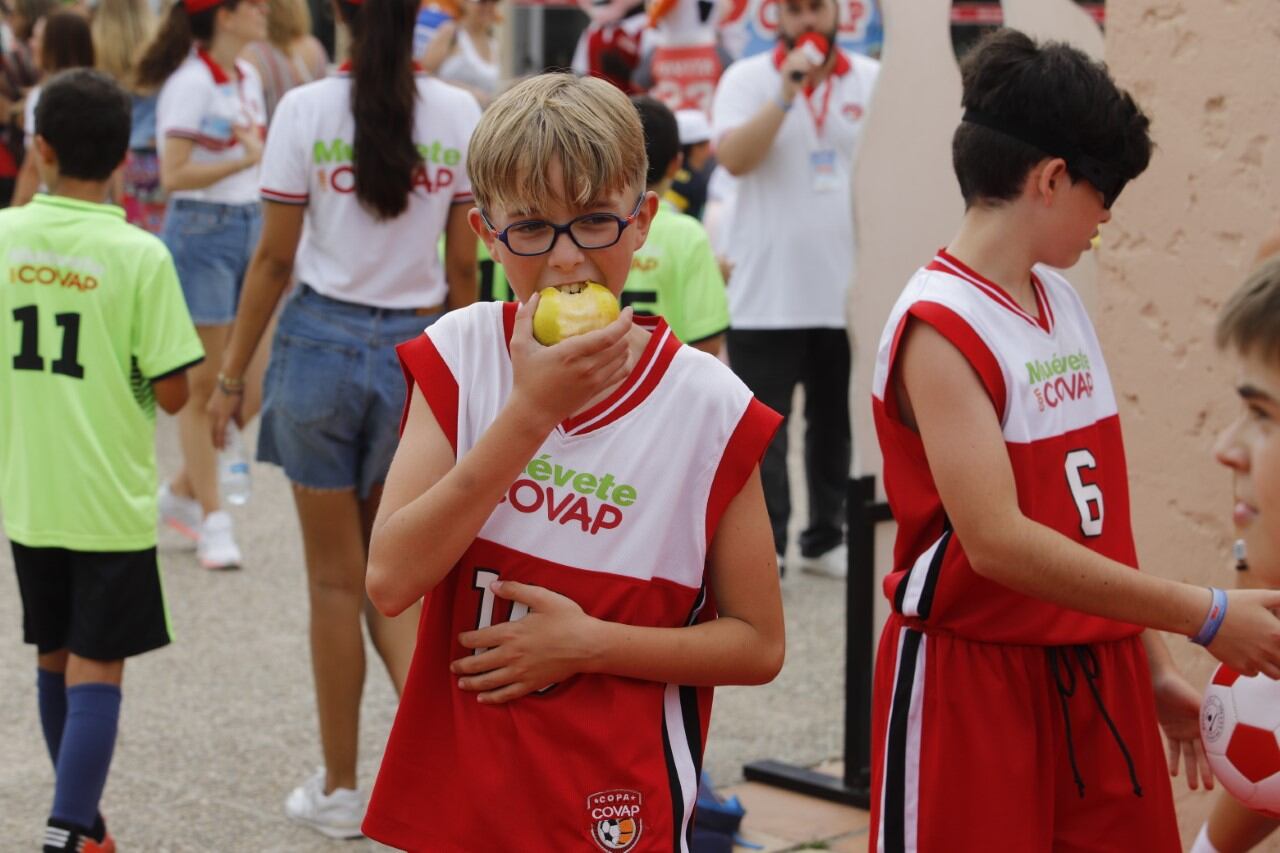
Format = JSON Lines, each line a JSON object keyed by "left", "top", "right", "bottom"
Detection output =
{"left": 627, "top": 96, "right": 728, "bottom": 355}
{"left": 0, "top": 69, "right": 203, "bottom": 853}
{"left": 868, "top": 30, "right": 1280, "bottom": 851}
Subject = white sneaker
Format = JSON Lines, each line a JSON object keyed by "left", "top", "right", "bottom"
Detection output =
{"left": 799, "top": 543, "right": 848, "bottom": 579}
{"left": 158, "top": 482, "right": 201, "bottom": 545}
{"left": 196, "top": 510, "right": 242, "bottom": 570}
{"left": 285, "top": 768, "right": 366, "bottom": 840}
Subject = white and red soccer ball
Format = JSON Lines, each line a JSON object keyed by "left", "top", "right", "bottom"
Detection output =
{"left": 1201, "top": 664, "right": 1280, "bottom": 817}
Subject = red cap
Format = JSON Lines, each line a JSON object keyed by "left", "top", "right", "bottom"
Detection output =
{"left": 183, "top": 0, "right": 225, "bottom": 13}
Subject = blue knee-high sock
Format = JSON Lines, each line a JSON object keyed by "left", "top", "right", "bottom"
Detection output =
{"left": 36, "top": 669, "right": 67, "bottom": 765}
{"left": 50, "top": 683, "right": 121, "bottom": 831}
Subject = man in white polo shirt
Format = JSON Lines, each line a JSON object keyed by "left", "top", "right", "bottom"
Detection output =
{"left": 712, "top": 0, "right": 878, "bottom": 578}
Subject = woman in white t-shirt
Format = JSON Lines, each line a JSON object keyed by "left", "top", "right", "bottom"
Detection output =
{"left": 207, "top": 0, "right": 479, "bottom": 837}
{"left": 135, "top": 0, "right": 267, "bottom": 571}
{"left": 421, "top": 0, "right": 500, "bottom": 106}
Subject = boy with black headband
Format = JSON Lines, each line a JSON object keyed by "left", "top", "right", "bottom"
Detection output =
{"left": 868, "top": 29, "right": 1280, "bottom": 851}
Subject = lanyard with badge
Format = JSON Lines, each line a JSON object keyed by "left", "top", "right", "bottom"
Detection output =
{"left": 804, "top": 77, "right": 840, "bottom": 193}
{"left": 808, "top": 78, "right": 839, "bottom": 192}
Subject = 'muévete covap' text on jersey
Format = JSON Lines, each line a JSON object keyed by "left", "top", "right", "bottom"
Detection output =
{"left": 872, "top": 250, "right": 1141, "bottom": 646}
{"left": 362, "top": 302, "right": 780, "bottom": 852}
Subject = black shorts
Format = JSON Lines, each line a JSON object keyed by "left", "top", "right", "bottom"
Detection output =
{"left": 12, "top": 542, "right": 171, "bottom": 660}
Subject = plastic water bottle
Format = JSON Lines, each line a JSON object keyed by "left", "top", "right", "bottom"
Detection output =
{"left": 219, "top": 422, "right": 252, "bottom": 506}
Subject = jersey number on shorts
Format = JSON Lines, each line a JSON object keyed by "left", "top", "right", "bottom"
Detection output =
{"left": 471, "top": 568, "right": 556, "bottom": 694}
{"left": 11, "top": 306, "right": 85, "bottom": 378}
{"left": 1065, "top": 449, "right": 1103, "bottom": 537}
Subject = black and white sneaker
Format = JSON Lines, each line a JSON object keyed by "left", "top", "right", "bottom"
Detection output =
{"left": 44, "top": 818, "right": 114, "bottom": 853}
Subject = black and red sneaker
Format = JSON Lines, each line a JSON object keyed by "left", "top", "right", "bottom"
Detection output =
{"left": 43, "top": 818, "right": 115, "bottom": 853}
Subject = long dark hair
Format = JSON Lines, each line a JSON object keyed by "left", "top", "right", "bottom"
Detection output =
{"left": 40, "top": 10, "right": 95, "bottom": 74}
{"left": 134, "top": 0, "right": 237, "bottom": 91}
{"left": 337, "top": 0, "right": 420, "bottom": 220}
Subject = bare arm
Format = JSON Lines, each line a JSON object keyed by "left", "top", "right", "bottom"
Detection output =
{"left": 366, "top": 297, "right": 635, "bottom": 616}
{"left": 444, "top": 202, "right": 477, "bottom": 309}
{"left": 452, "top": 465, "right": 785, "bottom": 702}
{"left": 420, "top": 21, "right": 457, "bottom": 73}
{"left": 691, "top": 335, "right": 723, "bottom": 356}
{"left": 152, "top": 370, "right": 191, "bottom": 414}
{"left": 900, "top": 319, "right": 1280, "bottom": 675}
{"left": 160, "top": 131, "right": 261, "bottom": 194}
{"left": 207, "top": 201, "right": 304, "bottom": 447}
{"left": 715, "top": 46, "right": 814, "bottom": 177}
{"left": 1142, "top": 628, "right": 1216, "bottom": 790}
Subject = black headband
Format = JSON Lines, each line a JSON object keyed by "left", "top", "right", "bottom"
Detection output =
{"left": 962, "top": 109, "right": 1126, "bottom": 208}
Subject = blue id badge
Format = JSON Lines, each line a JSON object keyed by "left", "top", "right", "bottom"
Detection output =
{"left": 809, "top": 148, "right": 840, "bottom": 193}
{"left": 198, "top": 113, "right": 234, "bottom": 144}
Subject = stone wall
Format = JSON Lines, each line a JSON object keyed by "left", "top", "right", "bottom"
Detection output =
{"left": 1104, "top": 0, "right": 1280, "bottom": 840}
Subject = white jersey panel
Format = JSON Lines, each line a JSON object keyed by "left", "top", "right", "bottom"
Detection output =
{"left": 429, "top": 302, "right": 755, "bottom": 590}
{"left": 873, "top": 260, "right": 1117, "bottom": 445}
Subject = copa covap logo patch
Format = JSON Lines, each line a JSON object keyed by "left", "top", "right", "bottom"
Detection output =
{"left": 588, "top": 789, "right": 643, "bottom": 852}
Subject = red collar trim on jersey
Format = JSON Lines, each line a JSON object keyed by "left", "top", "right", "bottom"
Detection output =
{"left": 928, "top": 249, "right": 1054, "bottom": 334}
{"left": 195, "top": 47, "right": 241, "bottom": 85}
{"left": 500, "top": 305, "right": 681, "bottom": 437}
{"left": 560, "top": 315, "right": 679, "bottom": 436}
{"left": 772, "top": 40, "right": 852, "bottom": 78}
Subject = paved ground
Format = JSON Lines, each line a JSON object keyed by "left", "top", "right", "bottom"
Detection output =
{"left": 0, "top": 410, "right": 850, "bottom": 851}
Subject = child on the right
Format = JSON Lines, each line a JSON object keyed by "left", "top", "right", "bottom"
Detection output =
{"left": 868, "top": 29, "right": 1280, "bottom": 852}
{"left": 1190, "top": 254, "right": 1280, "bottom": 852}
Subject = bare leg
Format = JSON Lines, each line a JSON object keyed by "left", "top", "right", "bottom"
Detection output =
{"left": 38, "top": 649, "right": 69, "bottom": 675}
{"left": 1207, "top": 790, "right": 1280, "bottom": 851}
{"left": 359, "top": 483, "right": 421, "bottom": 695}
{"left": 175, "top": 325, "right": 229, "bottom": 516}
{"left": 292, "top": 485, "right": 368, "bottom": 794}
{"left": 65, "top": 656, "right": 124, "bottom": 688}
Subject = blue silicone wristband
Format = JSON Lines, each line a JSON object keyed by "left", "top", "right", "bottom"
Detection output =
{"left": 1190, "top": 587, "right": 1228, "bottom": 646}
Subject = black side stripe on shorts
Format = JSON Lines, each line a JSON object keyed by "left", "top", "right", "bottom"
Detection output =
{"left": 892, "top": 522, "right": 952, "bottom": 620}
{"left": 883, "top": 628, "right": 924, "bottom": 853}
{"left": 661, "top": 582, "right": 711, "bottom": 853}
{"left": 680, "top": 684, "right": 703, "bottom": 850}
{"left": 915, "top": 523, "right": 950, "bottom": 619}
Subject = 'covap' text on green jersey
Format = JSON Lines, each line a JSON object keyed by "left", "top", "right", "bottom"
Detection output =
{"left": 0, "top": 195, "right": 204, "bottom": 551}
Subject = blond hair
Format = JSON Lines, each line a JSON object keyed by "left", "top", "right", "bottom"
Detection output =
{"left": 268, "top": 0, "right": 312, "bottom": 49}
{"left": 467, "top": 73, "right": 647, "bottom": 214}
{"left": 1217, "top": 256, "right": 1280, "bottom": 364}
{"left": 92, "top": 0, "right": 155, "bottom": 89}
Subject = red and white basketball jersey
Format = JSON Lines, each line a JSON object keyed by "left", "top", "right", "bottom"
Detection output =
{"left": 363, "top": 302, "right": 780, "bottom": 853}
{"left": 872, "top": 250, "right": 1141, "bottom": 645}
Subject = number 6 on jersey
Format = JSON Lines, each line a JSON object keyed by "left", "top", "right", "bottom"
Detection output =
{"left": 1065, "top": 449, "right": 1104, "bottom": 537}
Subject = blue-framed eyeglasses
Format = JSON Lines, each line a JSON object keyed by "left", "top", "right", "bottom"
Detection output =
{"left": 481, "top": 196, "right": 645, "bottom": 257}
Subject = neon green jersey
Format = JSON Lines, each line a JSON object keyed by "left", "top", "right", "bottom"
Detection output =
{"left": 0, "top": 195, "right": 204, "bottom": 550}
{"left": 623, "top": 202, "right": 728, "bottom": 345}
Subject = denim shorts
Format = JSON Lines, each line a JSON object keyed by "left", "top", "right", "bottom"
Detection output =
{"left": 257, "top": 284, "right": 442, "bottom": 498}
{"left": 161, "top": 198, "right": 262, "bottom": 326}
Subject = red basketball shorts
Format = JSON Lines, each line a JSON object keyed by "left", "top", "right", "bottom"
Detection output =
{"left": 869, "top": 613, "right": 1180, "bottom": 852}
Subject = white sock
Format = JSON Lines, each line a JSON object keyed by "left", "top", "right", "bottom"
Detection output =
{"left": 1190, "top": 823, "right": 1221, "bottom": 853}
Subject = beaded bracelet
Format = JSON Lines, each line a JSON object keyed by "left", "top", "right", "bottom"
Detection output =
{"left": 217, "top": 373, "right": 246, "bottom": 395}
{"left": 1190, "top": 587, "right": 1228, "bottom": 647}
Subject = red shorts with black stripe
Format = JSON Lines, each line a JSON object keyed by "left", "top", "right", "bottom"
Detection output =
{"left": 869, "top": 613, "right": 1180, "bottom": 852}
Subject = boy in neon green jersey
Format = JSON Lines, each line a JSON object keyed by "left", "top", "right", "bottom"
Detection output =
{"left": 0, "top": 69, "right": 204, "bottom": 853}
{"left": 627, "top": 96, "right": 729, "bottom": 355}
